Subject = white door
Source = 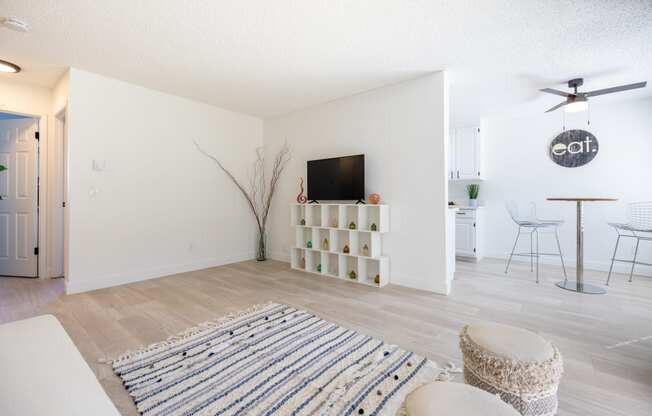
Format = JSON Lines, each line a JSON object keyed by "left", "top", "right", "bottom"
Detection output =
{"left": 0, "top": 118, "right": 39, "bottom": 277}
{"left": 455, "top": 220, "right": 475, "bottom": 257}
{"left": 454, "top": 127, "right": 479, "bottom": 179}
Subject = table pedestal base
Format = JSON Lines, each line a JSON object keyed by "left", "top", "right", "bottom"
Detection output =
{"left": 556, "top": 280, "right": 606, "bottom": 294}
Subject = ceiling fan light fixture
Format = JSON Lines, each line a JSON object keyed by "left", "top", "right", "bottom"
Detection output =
{"left": 0, "top": 59, "right": 21, "bottom": 73}
{"left": 564, "top": 99, "right": 588, "bottom": 113}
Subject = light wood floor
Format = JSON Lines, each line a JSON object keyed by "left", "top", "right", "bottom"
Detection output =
{"left": 1, "top": 259, "right": 651, "bottom": 415}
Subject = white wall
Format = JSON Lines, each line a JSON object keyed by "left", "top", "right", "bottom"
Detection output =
{"left": 0, "top": 79, "right": 52, "bottom": 116}
{"left": 265, "top": 73, "right": 451, "bottom": 293}
{"left": 65, "top": 69, "right": 264, "bottom": 293}
{"left": 450, "top": 97, "right": 652, "bottom": 276}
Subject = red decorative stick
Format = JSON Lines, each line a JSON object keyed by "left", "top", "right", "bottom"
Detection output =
{"left": 296, "top": 177, "right": 307, "bottom": 203}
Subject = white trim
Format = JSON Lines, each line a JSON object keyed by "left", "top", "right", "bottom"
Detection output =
{"left": 484, "top": 253, "right": 652, "bottom": 277}
{"left": 65, "top": 251, "right": 255, "bottom": 294}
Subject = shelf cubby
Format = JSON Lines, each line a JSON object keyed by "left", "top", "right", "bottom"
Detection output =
{"left": 358, "top": 232, "right": 381, "bottom": 258}
{"left": 291, "top": 205, "right": 306, "bottom": 226}
{"left": 305, "top": 205, "right": 322, "bottom": 227}
{"left": 323, "top": 252, "right": 339, "bottom": 277}
{"left": 291, "top": 248, "right": 305, "bottom": 270}
{"left": 318, "top": 229, "right": 330, "bottom": 251}
{"left": 305, "top": 250, "right": 320, "bottom": 273}
{"left": 321, "top": 205, "right": 340, "bottom": 228}
{"left": 296, "top": 227, "right": 313, "bottom": 249}
{"left": 336, "top": 230, "right": 350, "bottom": 253}
{"left": 344, "top": 256, "right": 359, "bottom": 281}
{"left": 358, "top": 205, "right": 389, "bottom": 232}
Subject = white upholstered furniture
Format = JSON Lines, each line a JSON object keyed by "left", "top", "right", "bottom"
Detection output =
{"left": 0, "top": 314, "right": 121, "bottom": 416}
{"left": 459, "top": 323, "right": 563, "bottom": 416}
{"left": 405, "top": 382, "right": 520, "bottom": 416}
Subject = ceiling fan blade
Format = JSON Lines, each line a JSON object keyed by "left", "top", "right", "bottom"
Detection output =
{"left": 540, "top": 88, "right": 572, "bottom": 97}
{"left": 545, "top": 101, "right": 568, "bottom": 113}
{"left": 584, "top": 81, "right": 647, "bottom": 97}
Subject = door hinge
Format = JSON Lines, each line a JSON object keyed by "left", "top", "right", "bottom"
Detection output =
{"left": 34, "top": 247, "right": 39, "bottom": 256}
{"left": 473, "top": 222, "right": 476, "bottom": 227}
{"left": 473, "top": 248, "right": 476, "bottom": 253}
{"left": 35, "top": 132, "right": 40, "bottom": 140}
{"left": 477, "top": 171, "right": 480, "bottom": 176}
{"left": 62, "top": 201, "right": 66, "bottom": 208}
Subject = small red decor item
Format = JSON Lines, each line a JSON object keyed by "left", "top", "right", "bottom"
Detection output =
{"left": 368, "top": 193, "right": 381, "bottom": 204}
{"left": 296, "top": 177, "right": 307, "bottom": 204}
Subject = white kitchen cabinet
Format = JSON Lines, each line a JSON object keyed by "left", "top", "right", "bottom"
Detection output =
{"left": 449, "top": 126, "right": 482, "bottom": 180}
{"left": 455, "top": 208, "right": 483, "bottom": 261}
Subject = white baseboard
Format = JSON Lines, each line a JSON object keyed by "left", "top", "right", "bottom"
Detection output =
{"left": 65, "top": 251, "right": 256, "bottom": 294}
{"left": 483, "top": 252, "right": 652, "bottom": 277}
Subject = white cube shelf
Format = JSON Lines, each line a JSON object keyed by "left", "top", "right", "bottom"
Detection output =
{"left": 290, "top": 203, "right": 390, "bottom": 288}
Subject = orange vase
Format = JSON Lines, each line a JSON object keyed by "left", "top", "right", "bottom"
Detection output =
{"left": 368, "top": 193, "right": 381, "bottom": 204}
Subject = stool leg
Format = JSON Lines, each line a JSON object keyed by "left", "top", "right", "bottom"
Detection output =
{"left": 555, "top": 228, "right": 568, "bottom": 285}
{"left": 530, "top": 231, "right": 534, "bottom": 272}
{"left": 629, "top": 238, "right": 640, "bottom": 283}
{"left": 606, "top": 234, "right": 621, "bottom": 286}
{"left": 505, "top": 227, "right": 521, "bottom": 274}
{"left": 535, "top": 229, "right": 540, "bottom": 283}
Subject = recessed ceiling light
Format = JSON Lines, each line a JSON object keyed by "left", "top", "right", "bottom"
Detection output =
{"left": 0, "top": 59, "right": 21, "bottom": 73}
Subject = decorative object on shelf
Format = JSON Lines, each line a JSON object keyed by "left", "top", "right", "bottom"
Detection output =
{"left": 322, "top": 238, "right": 329, "bottom": 250}
{"left": 370, "top": 223, "right": 377, "bottom": 231}
{"left": 349, "top": 221, "right": 356, "bottom": 230}
{"left": 343, "top": 244, "right": 350, "bottom": 254}
{"left": 467, "top": 184, "right": 480, "bottom": 208}
{"left": 362, "top": 244, "right": 369, "bottom": 256}
{"left": 349, "top": 270, "right": 357, "bottom": 280}
{"left": 331, "top": 218, "right": 338, "bottom": 228}
{"left": 317, "top": 263, "right": 321, "bottom": 273}
{"left": 307, "top": 240, "right": 312, "bottom": 249}
{"left": 374, "top": 274, "right": 380, "bottom": 285}
{"left": 368, "top": 193, "right": 381, "bottom": 204}
{"left": 194, "top": 140, "right": 290, "bottom": 262}
{"left": 300, "top": 218, "right": 306, "bottom": 225}
{"left": 0, "top": 164, "right": 6, "bottom": 172}
{"left": 549, "top": 129, "right": 599, "bottom": 168}
{"left": 296, "top": 177, "right": 307, "bottom": 203}
{"left": 300, "top": 257, "right": 306, "bottom": 269}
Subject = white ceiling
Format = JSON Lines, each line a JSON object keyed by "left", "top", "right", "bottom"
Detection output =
{"left": 1, "top": 0, "right": 651, "bottom": 123}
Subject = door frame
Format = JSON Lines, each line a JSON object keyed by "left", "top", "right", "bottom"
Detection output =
{"left": 0, "top": 106, "right": 67, "bottom": 279}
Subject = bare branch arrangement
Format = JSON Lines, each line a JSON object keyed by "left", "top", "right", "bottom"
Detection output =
{"left": 193, "top": 140, "right": 291, "bottom": 261}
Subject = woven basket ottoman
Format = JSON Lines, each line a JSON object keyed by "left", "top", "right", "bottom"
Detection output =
{"left": 459, "top": 323, "right": 563, "bottom": 416}
{"left": 404, "top": 382, "right": 520, "bottom": 416}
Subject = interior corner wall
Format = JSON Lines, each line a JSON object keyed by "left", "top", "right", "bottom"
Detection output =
{"left": 264, "top": 72, "right": 450, "bottom": 294}
{"left": 65, "top": 68, "right": 264, "bottom": 294}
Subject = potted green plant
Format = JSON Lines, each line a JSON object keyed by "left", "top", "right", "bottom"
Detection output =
{"left": 467, "top": 184, "right": 479, "bottom": 208}
{"left": 0, "top": 165, "right": 6, "bottom": 172}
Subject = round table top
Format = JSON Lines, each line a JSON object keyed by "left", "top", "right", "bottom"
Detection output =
{"left": 547, "top": 197, "right": 618, "bottom": 202}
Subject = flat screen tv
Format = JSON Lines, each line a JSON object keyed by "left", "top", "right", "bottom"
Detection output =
{"left": 307, "top": 155, "right": 364, "bottom": 202}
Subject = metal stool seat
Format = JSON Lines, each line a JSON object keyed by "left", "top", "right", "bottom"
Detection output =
{"left": 606, "top": 202, "right": 652, "bottom": 285}
{"left": 504, "top": 202, "right": 568, "bottom": 283}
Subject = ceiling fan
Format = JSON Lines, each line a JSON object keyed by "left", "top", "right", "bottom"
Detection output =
{"left": 540, "top": 78, "right": 647, "bottom": 113}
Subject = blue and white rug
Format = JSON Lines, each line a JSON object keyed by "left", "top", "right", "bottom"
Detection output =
{"left": 111, "top": 303, "right": 440, "bottom": 416}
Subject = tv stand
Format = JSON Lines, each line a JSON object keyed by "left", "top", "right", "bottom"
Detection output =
{"left": 308, "top": 200, "right": 319, "bottom": 204}
{"left": 355, "top": 199, "right": 366, "bottom": 205}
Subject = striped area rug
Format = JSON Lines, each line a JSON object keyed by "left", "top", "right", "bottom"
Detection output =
{"left": 112, "top": 303, "right": 440, "bottom": 416}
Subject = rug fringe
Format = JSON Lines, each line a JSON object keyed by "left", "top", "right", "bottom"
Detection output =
{"left": 106, "top": 301, "right": 277, "bottom": 365}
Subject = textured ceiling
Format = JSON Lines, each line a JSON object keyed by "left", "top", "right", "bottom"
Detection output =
{"left": 0, "top": 0, "right": 651, "bottom": 123}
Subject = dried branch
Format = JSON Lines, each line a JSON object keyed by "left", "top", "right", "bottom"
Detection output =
{"left": 193, "top": 139, "right": 291, "bottom": 245}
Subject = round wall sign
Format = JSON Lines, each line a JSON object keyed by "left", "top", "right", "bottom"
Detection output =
{"left": 549, "top": 129, "right": 599, "bottom": 168}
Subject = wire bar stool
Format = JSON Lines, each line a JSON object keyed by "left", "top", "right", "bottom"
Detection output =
{"left": 504, "top": 201, "right": 568, "bottom": 283}
{"left": 606, "top": 202, "right": 652, "bottom": 285}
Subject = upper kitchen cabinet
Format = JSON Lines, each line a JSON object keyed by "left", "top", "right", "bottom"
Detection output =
{"left": 449, "top": 126, "right": 483, "bottom": 181}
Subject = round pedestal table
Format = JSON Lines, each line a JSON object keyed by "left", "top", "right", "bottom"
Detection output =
{"left": 547, "top": 198, "right": 618, "bottom": 294}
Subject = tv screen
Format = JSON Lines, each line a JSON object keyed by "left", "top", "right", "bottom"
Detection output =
{"left": 307, "top": 155, "right": 364, "bottom": 201}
